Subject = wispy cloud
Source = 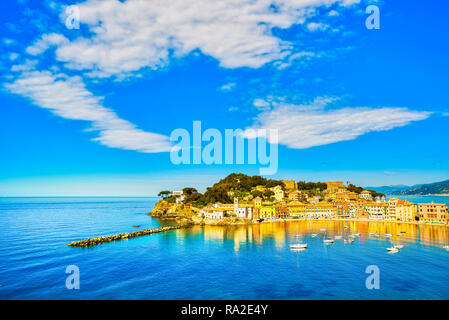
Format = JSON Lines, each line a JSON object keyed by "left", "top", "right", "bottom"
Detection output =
{"left": 25, "top": 0, "right": 361, "bottom": 78}
{"left": 306, "top": 22, "right": 330, "bottom": 32}
{"left": 219, "top": 82, "right": 236, "bottom": 92}
{"left": 243, "top": 97, "right": 431, "bottom": 149}
{"left": 5, "top": 69, "right": 172, "bottom": 153}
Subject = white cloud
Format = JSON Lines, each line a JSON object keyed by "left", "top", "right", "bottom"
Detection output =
{"left": 219, "top": 82, "right": 236, "bottom": 91}
{"left": 253, "top": 98, "right": 272, "bottom": 111}
{"left": 306, "top": 22, "right": 330, "bottom": 31}
{"left": 8, "top": 53, "right": 20, "bottom": 61}
{"left": 243, "top": 97, "right": 431, "bottom": 149}
{"left": 25, "top": 0, "right": 361, "bottom": 78}
{"left": 5, "top": 69, "right": 172, "bottom": 153}
{"left": 328, "top": 10, "right": 340, "bottom": 16}
{"left": 26, "top": 33, "right": 68, "bottom": 55}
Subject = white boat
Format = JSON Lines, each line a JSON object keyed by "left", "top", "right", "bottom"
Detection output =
{"left": 334, "top": 235, "right": 343, "bottom": 240}
{"left": 394, "top": 244, "right": 404, "bottom": 249}
{"left": 369, "top": 232, "right": 379, "bottom": 237}
{"left": 397, "top": 233, "right": 403, "bottom": 236}
{"left": 387, "top": 247, "right": 399, "bottom": 253}
{"left": 311, "top": 233, "right": 318, "bottom": 237}
{"left": 320, "top": 228, "right": 327, "bottom": 232}
{"left": 384, "top": 233, "right": 393, "bottom": 237}
{"left": 344, "top": 238, "right": 354, "bottom": 244}
{"left": 443, "top": 245, "right": 449, "bottom": 250}
{"left": 352, "top": 233, "right": 360, "bottom": 236}
{"left": 323, "top": 239, "right": 334, "bottom": 244}
{"left": 290, "top": 243, "right": 308, "bottom": 249}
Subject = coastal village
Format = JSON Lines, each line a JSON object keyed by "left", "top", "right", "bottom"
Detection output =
{"left": 167, "top": 179, "right": 448, "bottom": 225}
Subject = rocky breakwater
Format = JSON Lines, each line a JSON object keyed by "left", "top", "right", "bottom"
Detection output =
{"left": 68, "top": 223, "right": 191, "bottom": 247}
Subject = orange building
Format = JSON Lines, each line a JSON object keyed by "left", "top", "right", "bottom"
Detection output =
{"left": 418, "top": 202, "right": 448, "bottom": 224}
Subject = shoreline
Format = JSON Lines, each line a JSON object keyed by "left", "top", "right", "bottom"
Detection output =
{"left": 257, "top": 217, "right": 448, "bottom": 227}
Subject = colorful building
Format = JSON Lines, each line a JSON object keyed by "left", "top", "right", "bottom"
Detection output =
{"left": 275, "top": 205, "right": 289, "bottom": 219}
{"left": 418, "top": 202, "right": 448, "bottom": 224}
{"left": 359, "top": 190, "right": 373, "bottom": 200}
{"left": 260, "top": 207, "right": 275, "bottom": 219}
{"left": 282, "top": 180, "right": 297, "bottom": 190}
{"left": 364, "top": 202, "right": 389, "bottom": 220}
{"left": 270, "top": 186, "right": 285, "bottom": 202}
{"left": 395, "top": 200, "right": 417, "bottom": 222}
{"left": 288, "top": 190, "right": 303, "bottom": 202}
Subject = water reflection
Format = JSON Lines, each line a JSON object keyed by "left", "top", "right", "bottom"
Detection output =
{"left": 178, "top": 221, "right": 449, "bottom": 252}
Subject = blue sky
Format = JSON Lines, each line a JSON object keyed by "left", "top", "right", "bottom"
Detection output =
{"left": 1, "top": 0, "right": 448, "bottom": 196}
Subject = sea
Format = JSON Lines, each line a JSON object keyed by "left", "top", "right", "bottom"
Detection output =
{"left": 0, "top": 196, "right": 448, "bottom": 299}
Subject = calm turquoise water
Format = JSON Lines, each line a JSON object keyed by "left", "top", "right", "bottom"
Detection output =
{"left": 0, "top": 196, "right": 449, "bottom": 300}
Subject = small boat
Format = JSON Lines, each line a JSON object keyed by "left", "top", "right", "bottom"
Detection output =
{"left": 334, "top": 235, "right": 343, "bottom": 240}
{"left": 290, "top": 243, "right": 308, "bottom": 249}
{"left": 397, "top": 233, "right": 403, "bottom": 236}
{"left": 320, "top": 228, "right": 327, "bottom": 232}
{"left": 311, "top": 233, "right": 318, "bottom": 237}
{"left": 323, "top": 239, "right": 334, "bottom": 244}
{"left": 394, "top": 244, "right": 404, "bottom": 249}
{"left": 344, "top": 238, "right": 354, "bottom": 244}
{"left": 369, "top": 232, "right": 379, "bottom": 237}
{"left": 443, "top": 245, "right": 449, "bottom": 250}
{"left": 387, "top": 247, "right": 399, "bottom": 253}
{"left": 352, "top": 233, "right": 360, "bottom": 236}
{"left": 384, "top": 234, "right": 393, "bottom": 237}
{"left": 344, "top": 226, "right": 349, "bottom": 229}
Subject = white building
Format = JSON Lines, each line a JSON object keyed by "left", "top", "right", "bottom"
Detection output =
{"left": 234, "top": 198, "right": 253, "bottom": 219}
{"left": 201, "top": 209, "right": 225, "bottom": 219}
{"left": 365, "top": 203, "right": 389, "bottom": 220}
{"left": 172, "top": 190, "right": 185, "bottom": 204}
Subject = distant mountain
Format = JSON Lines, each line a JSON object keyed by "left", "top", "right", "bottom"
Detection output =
{"left": 366, "top": 184, "right": 415, "bottom": 195}
{"left": 368, "top": 180, "right": 449, "bottom": 195}
{"left": 397, "top": 179, "right": 449, "bottom": 195}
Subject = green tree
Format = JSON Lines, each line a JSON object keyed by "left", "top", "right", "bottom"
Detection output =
{"left": 182, "top": 187, "right": 198, "bottom": 195}
{"left": 251, "top": 190, "right": 265, "bottom": 199}
{"left": 158, "top": 190, "right": 172, "bottom": 199}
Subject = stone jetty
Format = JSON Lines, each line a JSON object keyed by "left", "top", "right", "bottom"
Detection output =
{"left": 68, "top": 223, "right": 191, "bottom": 247}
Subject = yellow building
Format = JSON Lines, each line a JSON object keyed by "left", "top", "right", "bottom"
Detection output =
{"left": 288, "top": 190, "right": 303, "bottom": 201}
{"left": 395, "top": 200, "right": 417, "bottom": 222}
{"left": 325, "top": 181, "right": 345, "bottom": 191}
{"left": 335, "top": 191, "right": 359, "bottom": 201}
{"left": 282, "top": 180, "right": 297, "bottom": 190}
{"left": 254, "top": 196, "right": 262, "bottom": 208}
{"left": 260, "top": 207, "right": 275, "bottom": 219}
{"left": 418, "top": 202, "right": 448, "bottom": 224}
{"left": 270, "top": 185, "right": 285, "bottom": 202}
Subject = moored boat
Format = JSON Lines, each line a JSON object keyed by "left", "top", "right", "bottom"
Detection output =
{"left": 290, "top": 243, "right": 308, "bottom": 249}
{"left": 323, "top": 239, "right": 334, "bottom": 244}
{"left": 394, "top": 244, "right": 404, "bottom": 249}
{"left": 387, "top": 247, "right": 399, "bottom": 253}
